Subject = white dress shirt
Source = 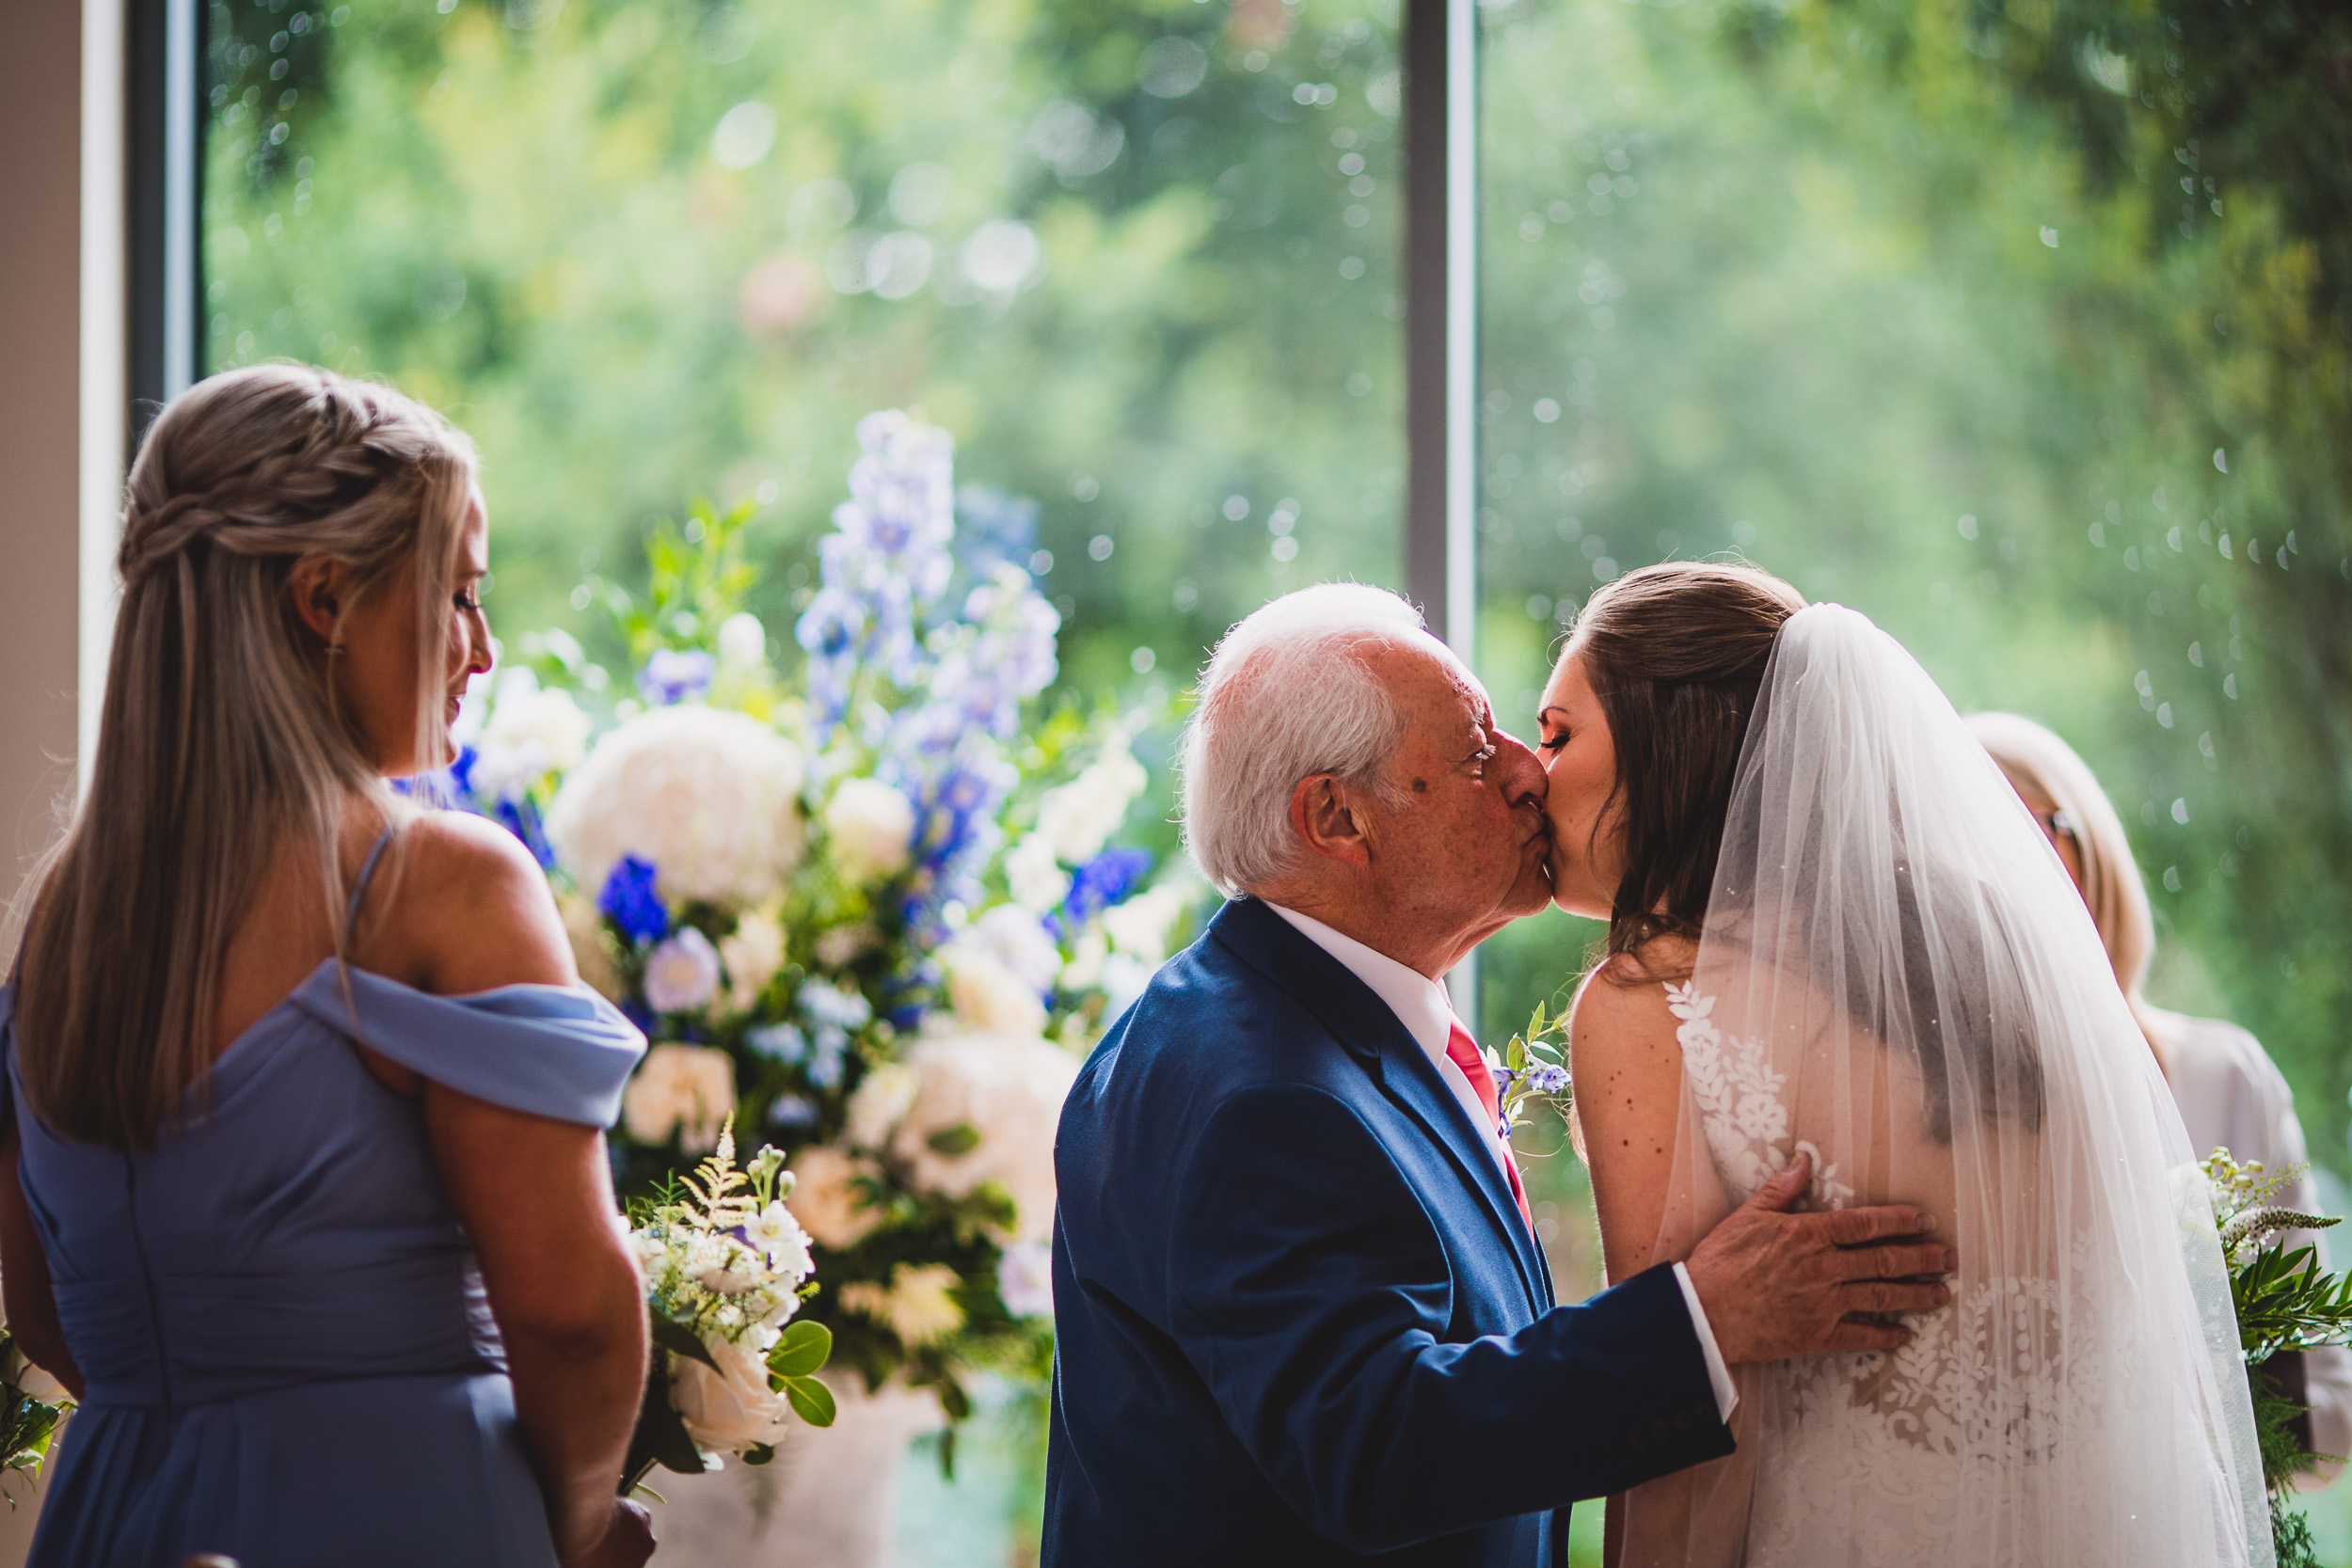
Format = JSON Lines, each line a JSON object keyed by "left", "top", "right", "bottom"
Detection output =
{"left": 1264, "top": 901, "right": 1738, "bottom": 1422}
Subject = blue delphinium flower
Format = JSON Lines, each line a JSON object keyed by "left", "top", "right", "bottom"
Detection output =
{"left": 1528, "top": 1064, "right": 1571, "bottom": 1096}
{"left": 795, "top": 411, "right": 960, "bottom": 741}
{"left": 1063, "top": 847, "right": 1153, "bottom": 929}
{"left": 598, "top": 855, "right": 670, "bottom": 946}
{"left": 953, "top": 484, "right": 1039, "bottom": 579}
{"left": 493, "top": 795, "right": 557, "bottom": 869}
{"left": 637, "top": 647, "right": 715, "bottom": 706}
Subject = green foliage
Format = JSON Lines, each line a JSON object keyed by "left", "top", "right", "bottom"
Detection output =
{"left": 0, "top": 1333, "right": 71, "bottom": 1509}
{"left": 2208, "top": 1149, "right": 2352, "bottom": 1558}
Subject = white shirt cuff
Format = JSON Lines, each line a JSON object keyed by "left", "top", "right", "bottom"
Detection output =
{"left": 1673, "top": 1261, "right": 1739, "bottom": 1422}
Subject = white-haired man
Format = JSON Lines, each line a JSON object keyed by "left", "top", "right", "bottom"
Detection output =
{"left": 1042, "top": 584, "right": 1955, "bottom": 1566}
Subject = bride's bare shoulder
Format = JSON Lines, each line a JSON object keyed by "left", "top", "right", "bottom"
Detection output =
{"left": 1568, "top": 935, "right": 1696, "bottom": 1060}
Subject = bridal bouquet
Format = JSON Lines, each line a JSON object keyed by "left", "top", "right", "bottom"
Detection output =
{"left": 437, "top": 411, "right": 1201, "bottom": 1446}
{"left": 621, "top": 1121, "right": 833, "bottom": 1494}
{"left": 2202, "top": 1148, "right": 2352, "bottom": 1568}
{"left": 0, "top": 1328, "right": 71, "bottom": 1506}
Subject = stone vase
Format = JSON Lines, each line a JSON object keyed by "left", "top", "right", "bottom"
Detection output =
{"left": 644, "top": 1378, "right": 946, "bottom": 1568}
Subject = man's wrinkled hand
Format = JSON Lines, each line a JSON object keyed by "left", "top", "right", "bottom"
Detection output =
{"left": 1683, "top": 1151, "right": 1956, "bottom": 1365}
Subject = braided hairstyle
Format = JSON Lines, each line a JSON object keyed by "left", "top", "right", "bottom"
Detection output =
{"left": 14, "top": 363, "right": 477, "bottom": 1149}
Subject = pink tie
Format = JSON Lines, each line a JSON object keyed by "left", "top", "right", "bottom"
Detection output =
{"left": 1446, "top": 1022, "right": 1533, "bottom": 1228}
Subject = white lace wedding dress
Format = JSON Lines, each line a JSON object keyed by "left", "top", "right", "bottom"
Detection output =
{"left": 1616, "top": 606, "right": 2268, "bottom": 1568}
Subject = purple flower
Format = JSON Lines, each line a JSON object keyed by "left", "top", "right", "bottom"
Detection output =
{"left": 1063, "top": 848, "right": 1152, "bottom": 929}
{"left": 637, "top": 648, "right": 715, "bottom": 706}
{"left": 598, "top": 855, "right": 670, "bottom": 945}
{"left": 1529, "top": 1065, "right": 1571, "bottom": 1096}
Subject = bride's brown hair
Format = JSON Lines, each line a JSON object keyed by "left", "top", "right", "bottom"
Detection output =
{"left": 1557, "top": 560, "right": 1805, "bottom": 964}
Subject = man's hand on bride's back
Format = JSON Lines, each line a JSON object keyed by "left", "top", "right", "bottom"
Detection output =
{"left": 1683, "top": 1151, "right": 1956, "bottom": 1364}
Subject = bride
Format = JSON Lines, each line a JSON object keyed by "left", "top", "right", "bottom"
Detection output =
{"left": 1537, "top": 562, "right": 2269, "bottom": 1567}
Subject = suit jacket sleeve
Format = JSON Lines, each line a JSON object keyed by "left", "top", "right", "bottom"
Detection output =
{"left": 1167, "top": 1081, "right": 1733, "bottom": 1553}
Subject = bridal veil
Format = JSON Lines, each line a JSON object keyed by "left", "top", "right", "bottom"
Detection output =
{"left": 1621, "top": 604, "right": 2270, "bottom": 1567}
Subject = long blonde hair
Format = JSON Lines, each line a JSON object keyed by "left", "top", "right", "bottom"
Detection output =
{"left": 13, "top": 363, "right": 477, "bottom": 1149}
{"left": 1964, "top": 711, "right": 2161, "bottom": 1045}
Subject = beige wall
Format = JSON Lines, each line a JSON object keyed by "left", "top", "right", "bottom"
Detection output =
{"left": 0, "top": 0, "right": 90, "bottom": 898}
{"left": 0, "top": 2, "right": 102, "bottom": 1551}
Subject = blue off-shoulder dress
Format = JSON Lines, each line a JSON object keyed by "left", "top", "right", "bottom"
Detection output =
{"left": 1, "top": 892, "right": 645, "bottom": 1567}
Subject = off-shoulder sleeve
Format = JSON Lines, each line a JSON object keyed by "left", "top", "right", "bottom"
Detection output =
{"left": 290, "top": 965, "right": 646, "bottom": 1128}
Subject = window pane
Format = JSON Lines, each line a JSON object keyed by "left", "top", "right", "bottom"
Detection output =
{"left": 1478, "top": 0, "right": 2352, "bottom": 1293}
{"left": 202, "top": 0, "right": 1406, "bottom": 691}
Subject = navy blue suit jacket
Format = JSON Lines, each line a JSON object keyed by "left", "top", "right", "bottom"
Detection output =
{"left": 1043, "top": 897, "right": 1734, "bottom": 1566}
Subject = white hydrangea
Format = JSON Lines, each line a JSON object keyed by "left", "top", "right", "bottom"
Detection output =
{"left": 785, "top": 1144, "right": 885, "bottom": 1251}
{"left": 822, "top": 777, "right": 917, "bottom": 886}
{"left": 892, "top": 1031, "right": 1079, "bottom": 1244}
{"left": 1038, "top": 738, "right": 1148, "bottom": 864}
{"left": 545, "top": 705, "right": 807, "bottom": 911}
{"left": 622, "top": 1043, "right": 737, "bottom": 1153}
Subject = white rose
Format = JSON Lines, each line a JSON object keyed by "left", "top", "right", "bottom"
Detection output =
{"left": 545, "top": 705, "right": 807, "bottom": 911}
{"left": 892, "top": 1031, "right": 1078, "bottom": 1244}
{"left": 1039, "top": 740, "right": 1147, "bottom": 864}
{"left": 822, "top": 778, "right": 917, "bottom": 885}
{"left": 844, "top": 1063, "right": 918, "bottom": 1151}
{"left": 718, "top": 909, "right": 787, "bottom": 1014}
{"left": 785, "top": 1144, "right": 885, "bottom": 1251}
{"left": 644, "top": 927, "right": 723, "bottom": 1015}
{"left": 670, "top": 1331, "right": 794, "bottom": 1453}
{"left": 1005, "top": 831, "right": 1070, "bottom": 914}
{"left": 559, "top": 892, "right": 625, "bottom": 1001}
{"left": 623, "top": 1043, "right": 738, "bottom": 1154}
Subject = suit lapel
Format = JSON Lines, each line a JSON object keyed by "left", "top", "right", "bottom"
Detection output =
{"left": 1208, "top": 899, "right": 1548, "bottom": 1313}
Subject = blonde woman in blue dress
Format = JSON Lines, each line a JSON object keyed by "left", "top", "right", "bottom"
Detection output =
{"left": 0, "top": 365, "right": 655, "bottom": 1567}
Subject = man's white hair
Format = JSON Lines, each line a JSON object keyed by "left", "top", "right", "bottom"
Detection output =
{"left": 1180, "top": 583, "right": 1433, "bottom": 896}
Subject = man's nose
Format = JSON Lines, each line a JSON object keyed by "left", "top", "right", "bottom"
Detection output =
{"left": 1491, "top": 728, "right": 1549, "bottom": 810}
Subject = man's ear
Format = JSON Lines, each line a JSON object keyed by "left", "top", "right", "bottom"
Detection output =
{"left": 288, "top": 555, "right": 345, "bottom": 644}
{"left": 1288, "top": 774, "right": 1374, "bottom": 868}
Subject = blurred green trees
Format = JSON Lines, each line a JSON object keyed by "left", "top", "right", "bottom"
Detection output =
{"left": 206, "top": 0, "right": 2352, "bottom": 1181}
{"left": 1474, "top": 0, "right": 2352, "bottom": 1189}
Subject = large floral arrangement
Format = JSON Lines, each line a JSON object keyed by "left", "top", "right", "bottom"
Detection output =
{"left": 440, "top": 412, "right": 1199, "bottom": 1437}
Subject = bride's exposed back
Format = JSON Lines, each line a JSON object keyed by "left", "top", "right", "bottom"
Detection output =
{"left": 1538, "top": 562, "right": 2269, "bottom": 1567}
